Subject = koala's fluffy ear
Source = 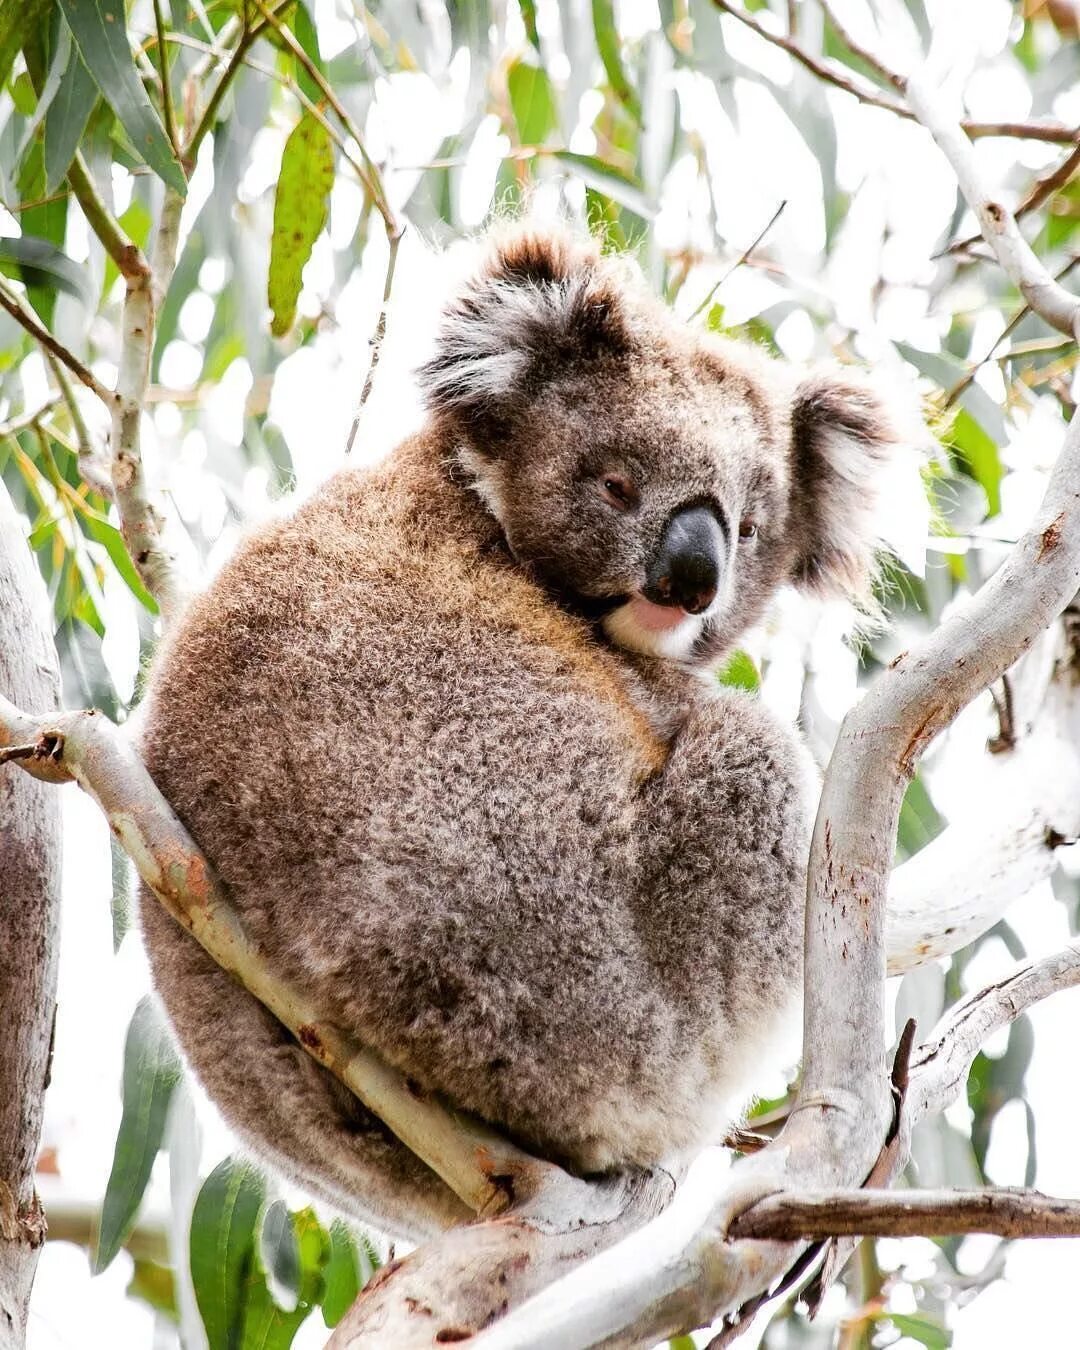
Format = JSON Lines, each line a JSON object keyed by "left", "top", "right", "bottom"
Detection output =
{"left": 790, "top": 370, "right": 908, "bottom": 606}
{"left": 418, "top": 228, "right": 629, "bottom": 431}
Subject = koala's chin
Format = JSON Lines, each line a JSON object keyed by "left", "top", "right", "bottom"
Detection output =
{"left": 137, "top": 223, "right": 915, "bottom": 1241}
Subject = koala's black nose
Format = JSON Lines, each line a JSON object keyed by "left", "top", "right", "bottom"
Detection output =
{"left": 644, "top": 504, "right": 725, "bottom": 615}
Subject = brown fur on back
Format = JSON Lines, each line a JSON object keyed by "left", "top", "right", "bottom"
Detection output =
{"left": 139, "top": 227, "right": 909, "bottom": 1238}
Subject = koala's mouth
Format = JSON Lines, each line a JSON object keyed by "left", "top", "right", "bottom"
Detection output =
{"left": 621, "top": 595, "right": 694, "bottom": 633}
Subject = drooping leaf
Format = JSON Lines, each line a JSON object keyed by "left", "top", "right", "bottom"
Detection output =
{"left": 238, "top": 1206, "right": 329, "bottom": 1349}
{"left": 267, "top": 112, "right": 334, "bottom": 337}
{"left": 288, "top": 1, "right": 325, "bottom": 107}
{"left": 80, "top": 507, "right": 159, "bottom": 612}
{"left": 517, "top": 0, "right": 540, "bottom": 48}
{"left": 0, "top": 0, "right": 52, "bottom": 90}
{"left": 896, "top": 772, "right": 946, "bottom": 860}
{"left": 320, "top": 1221, "right": 371, "bottom": 1327}
{"left": 947, "top": 407, "right": 1004, "bottom": 519}
{"left": 888, "top": 1312, "right": 952, "bottom": 1349}
{"left": 0, "top": 236, "right": 96, "bottom": 311}
{"left": 110, "top": 836, "right": 132, "bottom": 951}
{"left": 16, "top": 139, "right": 68, "bottom": 327}
{"left": 553, "top": 150, "right": 654, "bottom": 219}
{"left": 592, "top": 0, "right": 641, "bottom": 119}
{"left": 190, "top": 1158, "right": 266, "bottom": 1350}
{"left": 57, "top": 0, "right": 186, "bottom": 195}
{"left": 507, "top": 57, "right": 557, "bottom": 145}
{"left": 43, "top": 41, "right": 98, "bottom": 191}
{"left": 94, "top": 998, "right": 183, "bottom": 1272}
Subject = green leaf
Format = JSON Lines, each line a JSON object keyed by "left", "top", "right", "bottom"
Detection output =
{"left": 43, "top": 42, "right": 98, "bottom": 191}
{"left": 57, "top": 0, "right": 186, "bottom": 196}
{"left": 552, "top": 151, "right": 653, "bottom": 219}
{"left": 268, "top": 112, "right": 334, "bottom": 337}
{"left": 897, "top": 772, "right": 945, "bottom": 860}
{"left": 80, "top": 508, "right": 159, "bottom": 612}
{"left": 592, "top": 0, "right": 641, "bottom": 119}
{"left": 16, "top": 139, "right": 68, "bottom": 327}
{"left": 947, "top": 407, "right": 1004, "bottom": 518}
{"left": 717, "top": 649, "right": 760, "bottom": 692}
{"left": 507, "top": 57, "right": 557, "bottom": 145}
{"left": 517, "top": 0, "right": 540, "bottom": 48}
{"left": 239, "top": 1207, "right": 328, "bottom": 1350}
{"left": 0, "top": 235, "right": 95, "bottom": 311}
{"left": 668, "top": 1338, "right": 696, "bottom": 1350}
{"left": 128, "top": 1257, "right": 179, "bottom": 1318}
{"left": 288, "top": 1, "right": 324, "bottom": 107}
{"left": 110, "top": 835, "right": 131, "bottom": 951}
{"left": 94, "top": 997, "right": 183, "bottom": 1272}
{"left": 321, "top": 1221, "right": 366, "bottom": 1327}
{"left": 0, "top": 0, "right": 52, "bottom": 91}
{"left": 888, "top": 1312, "right": 952, "bottom": 1349}
{"left": 190, "top": 1158, "right": 266, "bottom": 1350}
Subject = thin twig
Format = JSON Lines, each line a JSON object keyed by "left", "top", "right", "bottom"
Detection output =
{"left": 344, "top": 229, "right": 403, "bottom": 455}
{"left": 945, "top": 144, "right": 1080, "bottom": 258}
{"left": 710, "top": 1, "right": 1080, "bottom": 144}
{"left": 943, "top": 256, "right": 1080, "bottom": 409}
{"left": 152, "top": 0, "right": 181, "bottom": 156}
{"left": 690, "top": 199, "right": 787, "bottom": 321}
{"left": 250, "top": 0, "right": 399, "bottom": 236}
{"left": 0, "top": 278, "right": 114, "bottom": 407}
{"left": 905, "top": 71, "right": 1080, "bottom": 340}
{"left": 42, "top": 352, "right": 112, "bottom": 498}
{"left": 158, "top": 33, "right": 379, "bottom": 200}
{"left": 0, "top": 400, "right": 60, "bottom": 441}
{"left": 0, "top": 744, "right": 39, "bottom": 766}
{"left": 815, "top": 0, "right": 897, "bottom": 86}
{"left": 184, "top": 0, "right": 297, "bottom": 164}
{"left": 67, "top": 155, "right": 151, "bottom": 283}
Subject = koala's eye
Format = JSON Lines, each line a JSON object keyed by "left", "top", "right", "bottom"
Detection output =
{"left": 599, "top": 475, "right": 639, "bottom": 511}
{"left": 739, "top": 518, "right": 758, "bottom": 540}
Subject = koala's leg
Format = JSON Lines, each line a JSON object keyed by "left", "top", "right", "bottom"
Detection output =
{"left": 138, "top": 888, "right": 470, "bottom": 1240}
{"left": 633, "top": 687, "right": 814, "bottom": 1118}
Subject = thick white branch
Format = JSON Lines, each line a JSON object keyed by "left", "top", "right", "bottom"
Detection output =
{"left": 904, "top": 68, "right": 1080, "bottom": 340}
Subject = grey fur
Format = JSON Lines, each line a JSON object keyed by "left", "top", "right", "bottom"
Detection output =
{"left": 138, "top": 227, "right": 905, "bottom": 1239}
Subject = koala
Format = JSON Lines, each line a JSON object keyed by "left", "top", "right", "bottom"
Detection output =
{"left": 138, "top": 227, "right": 903, "bottom": 1240}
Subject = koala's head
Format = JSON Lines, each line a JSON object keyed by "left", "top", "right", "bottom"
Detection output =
{"left": 419, "top": 227, "right": 907, "bottom": 667}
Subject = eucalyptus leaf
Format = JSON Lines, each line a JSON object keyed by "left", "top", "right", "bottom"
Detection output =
{"left": 94, "top": 998, "right": 183, "bottom": 1272}
{"left": 268, "top": 112, "right": 334, "bottom": 337}
{"left": 58, "top": 0, "right": 186, "bottom": 195}
{"left": 190, "top": 1158, "right": 266, "bottom": 1350}
{"left": 552, "top": 151, "right": 654, "bottom": 219}
{"left": 0, "top": 236, "right": 95, "bottom": 311}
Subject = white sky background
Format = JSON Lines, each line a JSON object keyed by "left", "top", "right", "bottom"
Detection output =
{"left": 9, "top": 0, "right": 1080, "bottom": 1345}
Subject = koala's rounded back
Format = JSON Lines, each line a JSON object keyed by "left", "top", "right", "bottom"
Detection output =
{"left": 139, "top": 226, "right": 911, "bottom": 1239}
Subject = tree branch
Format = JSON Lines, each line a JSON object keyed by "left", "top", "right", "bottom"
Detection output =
{"left": 0, "top": 276, "right": 115, "bottom": 407}
{"left": 106, "top": 185, "right": 189, "bottom": 622}
{"left": 344, "top": 228, "right": 403, "bottom": 455}
{"left": 731, "top": 1186, "right": 1080, "bottom": 1240}
{"left": 886, "top": 616, "right": 1080, "bottom": 973}
{"left": 908, "top": 942, "right": 1080, "bottom": 1126}
{"left": 710, "top": 1, "right": 1080, "bottom": 144}
{"left": 0, "top": 480, "right": 61, "bottom": 1338}
{"left": 945, "top": 143, "right": 1080, "bottom": 258}
{"left": 904, "top": 71, "right": 1080, "bottom": 340}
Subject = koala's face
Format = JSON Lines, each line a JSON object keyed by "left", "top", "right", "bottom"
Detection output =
{"left": 421, "top": 229, "right": 904, "bottom": 667}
